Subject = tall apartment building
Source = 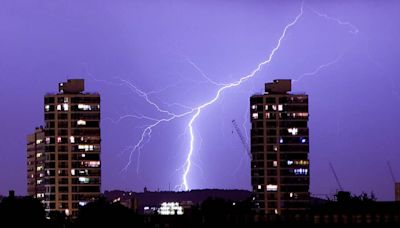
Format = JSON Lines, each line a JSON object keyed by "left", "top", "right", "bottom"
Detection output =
{"left": 27, "top": 79, "right": 101, "bottom": 217}
{"left": 27, "top": 127, "right": 46, "bottom": 200}
{"left": 250, "top": 79, "right": 310, "bottom": 217}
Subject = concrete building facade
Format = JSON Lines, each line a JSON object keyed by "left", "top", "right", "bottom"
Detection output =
{"left": 28, "top": 79, "right": 101, "bottom": 217}
{"left": 250, "top": 79, "right": 310, "bottom": 216}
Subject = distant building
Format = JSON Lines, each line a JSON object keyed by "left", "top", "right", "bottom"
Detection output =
{"left": 250, "top": 79, "right": 310, "bottom": 217}
{"left": 27, "top": 126, "right": 45, "bottom": 201}
{"left": 27, "top": 79, "right": 101, "bottom": 217}
{"left": 396, "top": 183, "right": 400, "bottom": 201}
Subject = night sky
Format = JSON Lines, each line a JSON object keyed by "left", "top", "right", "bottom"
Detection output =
{"left": 1, "top": 0, "right": 400, "bottom": 200}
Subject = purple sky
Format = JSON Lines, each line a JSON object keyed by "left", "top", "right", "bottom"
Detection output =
{"left": 1, "top": 0, "right": 400, "bottom": 200}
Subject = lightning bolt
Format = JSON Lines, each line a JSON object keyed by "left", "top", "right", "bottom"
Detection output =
{"left": 309, "top": 7, "right": 359, "bottom": 34}
{"left": 186, "top": 58, "right": 228, "bottom": 86}
{"left": 290, "top": 6, "right": 359, "bottom": 83}
{"left": 118, "top": 79, "right": 196, "bottom": 174}
{"left": 180, "top": 2, "right": 305, "bottom": 191}
{"left": 114, "top": 57, "right": 235, "bottom": 174}
{"left": 293, "top": 55, "right": 343, "bottom": 83}
{"left": 103, "top": 1, "right": 360, "bottom": 191}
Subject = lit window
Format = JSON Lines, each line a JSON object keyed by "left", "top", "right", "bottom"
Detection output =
{"left": 78, "top": 104, "right": 91, "bottom": 111}
{"left": 257, "top": 185, "right": 262, "bottom": 190}
{"left": 297, "top": 112, "right": 308, "bottom": 117}
{"left": 300, "top": 137, "right": 307, "bottom": 143}
{"left": 39, "top": 173, "right": 44, "bottom": 177}
{"left": 37, "top": 179, "right": 43, "bottom": 184}
{"left": 36, "top": 139, "right": 42, "bottom": 145}
{"left": 294, "top": 168, "right": 308, "bottom": 175}
{"left": 57, "top": 137, "right": 62, "bottom": 143}
{"left": 70, "top": 136, "right": 75, "bottom": 144}
{"left": 56, "top": 103, "right": 69, "bottom": 111}
{"left": 36, "top": 193, "right": 44, "bottom": 198}
{"left": 71, "top": 169, "right": 75, "bottom": 176}
{"left": 265, "top": 105, "right": 269, "bottom": 111}
{"left": 293, "top": 160, "right": 309, "bottom": 165}
{"left": 279, "top": 138, "right": 284, "bottom": 144}
{"left": 252, "top": 113, "right": 258, "bottom": 119}
{"left": 79, "top": 201, "right": 87, "bottom": 206}
{"left": 36, "top": 153, "right": 42, "bottom": 158}
{"left": 290, "top": 192, "right": 294, "bottom": 198}
{"left": 77, "top": 120, "right": 86, "bottom": 126}
{"left": 45, "top": 137, "right": 50, "bottom": 144}
{"left": 37, "top": 165, "right": 44, "bottom": 171}
{"left": 274, "top": 209, "right": 278, "bottom": 214}
{"left": 79, "top": 170, "right": 88, "bottom": 175}
{"left": 278, "top": 105, "right": 283, "bottom": 111}
{"left": 83, "top": 161, "right": 100, "bottom": 167}
{"left": 272, "top": 105, "right": 277, "bottom": 111}
{"left": 251, "top": 105, "right": 257, "bottom": 110}
{"left": 45, "top": 105, "right": 50, "bottom": 111}
{"left": 273, "top": 161, "right": 278, "bottom": 167}
{"left": 79, "top": 177, "right": 90, "bottom": 184}
{"left": 288, "top": 128, "right": 298, "bottom": 135}
{"left": 265, "top": 113, "right": 270, "bottom": 118}
{"left": 64, "top": 97, "right": 69, "bottom": 103}
{"left": 78, "top": 145, "right": 94, "bottom": 151}
{"left": 273, "top": 145, "right": 278, "bottom": 151}
{"left": 81, "top": 153, "right": 86, "bottom": 158}
{"left": 266, "top": 184, "right": 278, "bottom": 191}
{"left": 287, "top": 160, "right": 293, "bottom": 165}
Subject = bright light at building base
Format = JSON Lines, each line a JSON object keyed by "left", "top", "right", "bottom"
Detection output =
{"left": 157, "top": 202, "right": 184, "bottom": 215}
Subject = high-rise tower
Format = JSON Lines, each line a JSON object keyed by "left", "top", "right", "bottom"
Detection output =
{"left": 250, "top": 79, "right": 310, "bottom": 217}
{"left": 28, "top": 79, "right": 101, "bottom": 217}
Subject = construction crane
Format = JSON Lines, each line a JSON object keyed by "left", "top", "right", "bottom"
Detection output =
{"left": 231, "top": 120, "right": 252, "bottom": 159}
{"left": 329, "top": 162, "right": 343, "bottom": 191}
{"left": 387, "top": 161, "right": 397, "bottom": 184}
